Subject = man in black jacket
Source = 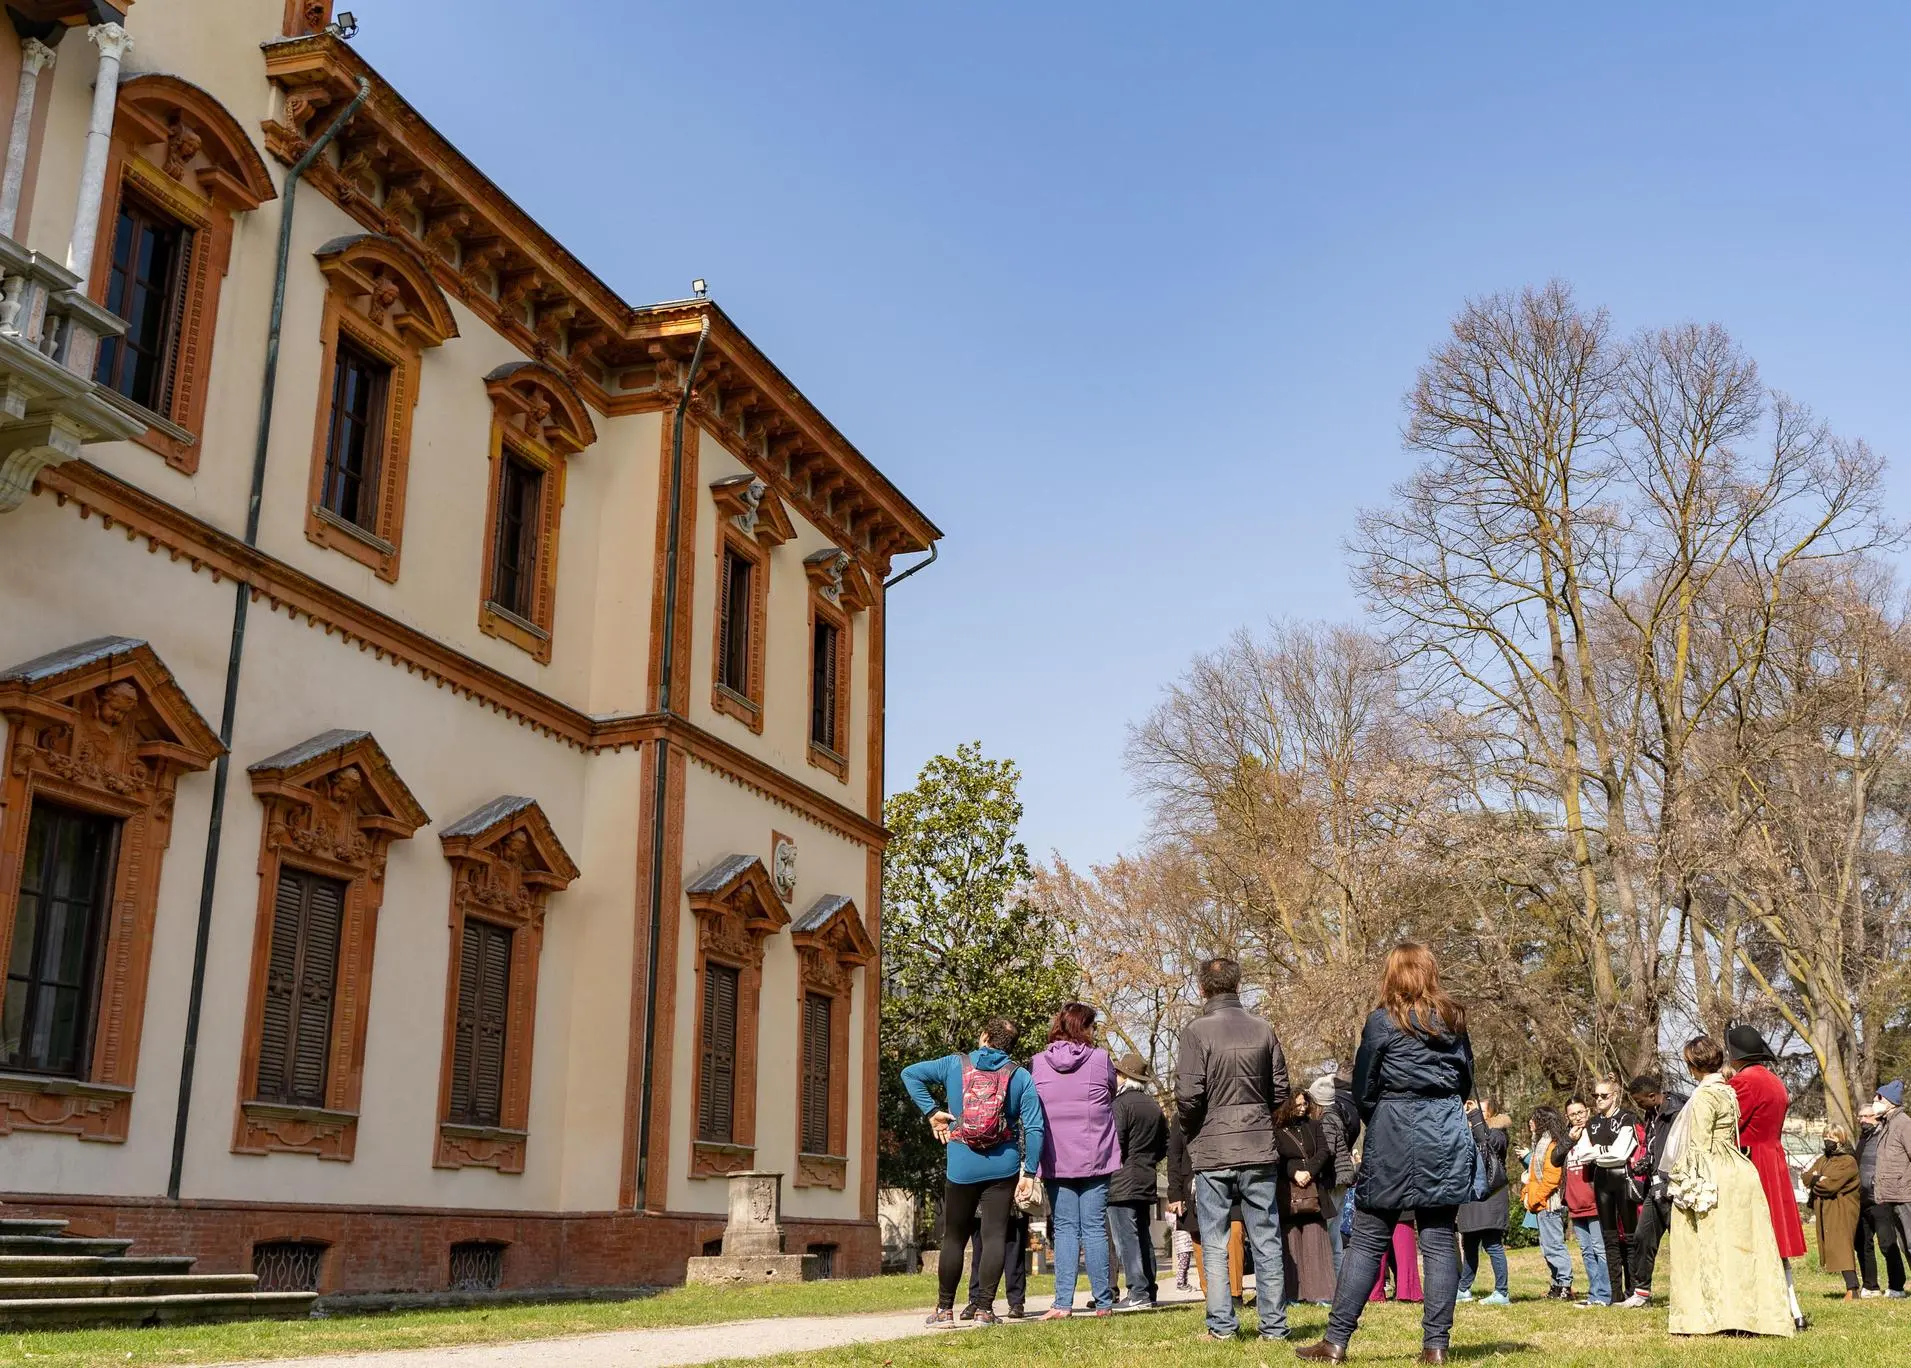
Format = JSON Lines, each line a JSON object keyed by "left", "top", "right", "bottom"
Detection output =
{"left": 1175, "top": 957, "right": 1292, "bottom": 1341}
{"left": 1109, "top": 1052, "right": 1169, "bottom": 1310}
{"left": 1617, "top": 1074, "right": 1685, "bottom": 1307}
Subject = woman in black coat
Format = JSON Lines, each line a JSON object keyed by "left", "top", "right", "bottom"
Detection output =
{"left": 1454, "top": 1101, "right": 1510, "bottom": 1304}
{"left": 1297, "top": 943, "right": 1475, "bottom": 1367}
{"left": 1275, "top": 1094, "right": 1337, "bottom": 1304}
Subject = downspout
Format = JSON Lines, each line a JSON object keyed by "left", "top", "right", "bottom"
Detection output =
{"left": 634, "top": 313, "right": 709, "bottom": 1208}
{"left": 166, "top": 79, "right": 371, "bottom": 1201}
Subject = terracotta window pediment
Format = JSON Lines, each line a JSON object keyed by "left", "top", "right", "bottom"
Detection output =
{"left": 685, "top": 854, "right": 790, "bottom": 961}
{"left": 802, "top": 548, "right": 872, "bottom": 613}
{"left": 314, "top": 234, "right": 459, "bottom": 350}
{"left": 711, "top": 475, "right": 795, "bottom": 549}
{"left": 116, "top": 73, "right": 276, "bottom": 214}
{"left": 0, "top": 637, "right": 222, "bottom": 1143}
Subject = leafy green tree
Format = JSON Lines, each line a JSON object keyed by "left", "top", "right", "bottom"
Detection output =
{"left": 878, "top": 743, "right": 1080, "bottom": 1210}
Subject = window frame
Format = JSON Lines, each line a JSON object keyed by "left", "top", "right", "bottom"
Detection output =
{"left": 1, "top": 801, "right": 120, "bottom": 1080}
{"left": 0, "top": 641, "right": 222, "bottom": 1145}
{"left": 434, "top": 798, "right": 577, "bottom": 1174}
{"left": 711, "top": 529, "right": 769, "bottom": 732}
{"left": 87, "top": 76, "right": 277, "bottom": 474}
{"left": 696, "top": 961, "right": 741, "bottom": 1144}
{"left": 805, "top": 593, "right": 851, "bottom": 782}
{"left": 234, "top": 732, "right": 427, "bottom": 1163}
{"left": 476, "top": 364, "right": 594, "bottom": 663}
{"left": 94, "top": 191, "right": 193, "bottom": 417}
{"left": 316, "top": 334, "right": 392, "bottom": 534}
{"left": 790, "top": 894, "right": 871, "bottom": 1190}
{"left": 799, "top": 990, "right": 832, "bottom": 1156}
{"left": 251, "top": 865, "right": 348, "bottom": 1109}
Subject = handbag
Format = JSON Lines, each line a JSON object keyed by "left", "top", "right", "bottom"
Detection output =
{"left": 1288, "top": 1178, "right": 1322, "bottom": 1216}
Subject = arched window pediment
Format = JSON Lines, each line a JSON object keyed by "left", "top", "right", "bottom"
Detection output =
{"left": 484, "top": 361, "right": 595, "bottom": 458}
{"left": 116, "top": 73, "right": 277, "bottom": 212}
{"left": 314, "top": 233, "right": 458, "bottom": 348}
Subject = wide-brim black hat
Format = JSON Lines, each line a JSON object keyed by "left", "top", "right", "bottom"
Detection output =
{"left": 1726, "top": 1023, "right": 1774, "bottom": 1065}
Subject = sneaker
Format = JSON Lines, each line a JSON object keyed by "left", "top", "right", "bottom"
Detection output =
{"left": 1859, "top": 1289, "right": 1883, "bottom": 1298}
{"left": 1039, "top": 1308, "right": 1073, "bottom": 1320}
{"left": 924, "top": 1308, "right": 955, "bottom": 1327}
{"left": 1176, "top": 1280, "right": 1193, "bottom": 1291}
{"left": 1479, "top": 1292, "right": 1510, "bottom": 1307}
{"left": 972, "top": 1309, "right": 1001, "bottom": 1326}
{"left": 1889, "top": 1290, "right": 1910, "bottom": 1300}
{"left": 1199, "top": 1331, "right": 1236, "bottom": 1343}
{"left": 1115, "top": 1296, "right": 1155, "bottom": 1312}
{"left": 1454, "top": 1290, "right": 1474, "bottom": 1303}
{"left": 1092, "top": 1307, "right": 1114, "bottom": 1318}
{"left": 1006, "top": 1304, "right": 1026, "bottom": 1319}
{"left": 1616, "top": 1292, "right": 1651, "bottom": 1309}
{"left": 957, "top": 1305, "right": 977, "bottom": 1322}
{"left": 1573, "top": 1299, "right": 1610, "bottom": 1308}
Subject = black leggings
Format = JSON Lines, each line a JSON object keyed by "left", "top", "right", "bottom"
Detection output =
{"left": 1591, "top": 1172, "right": 1634, "bottom": 1300}
{"left": 939, "top": 1176, "right": 1016, "bottom": 1311}
{"left": 1859, "top": 1201, "right": 1906, "bottom": 1292}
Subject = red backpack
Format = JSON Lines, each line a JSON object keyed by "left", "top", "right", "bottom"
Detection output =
{"left": 947, "top": 1055, "right": 1016, "bottom": 1148}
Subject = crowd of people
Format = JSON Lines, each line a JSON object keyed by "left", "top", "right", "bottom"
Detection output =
{"left": 899, "top": 942, "right": 1911, "bottom": 1359}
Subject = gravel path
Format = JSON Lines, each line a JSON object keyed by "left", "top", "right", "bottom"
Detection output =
{"left": 234, "top": 1284, "right": 1208, "bottom": 1367}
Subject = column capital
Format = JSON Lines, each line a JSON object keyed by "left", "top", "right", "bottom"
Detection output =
{"left": 20, "top": 39, "right": 55, "bottom": 76}
{"left": 87, "top": 22, "right": 133, "bottom": 63}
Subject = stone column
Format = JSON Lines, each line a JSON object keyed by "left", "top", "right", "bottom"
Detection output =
{"left": 684, "top": 1171, "right": 823, "bottom": 1284}
{"left": 0, "top": 38, "right": 54, "bottom": 239}
{"left": 65, "top": 22, "right": 130, "bottom": 280}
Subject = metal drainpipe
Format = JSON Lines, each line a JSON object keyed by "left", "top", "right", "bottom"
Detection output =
{"left": 165, "top": 79, "right": 372, "bottom": 1201}
{"left": 634, "top": 313, "right": 710, "bottom": 1208}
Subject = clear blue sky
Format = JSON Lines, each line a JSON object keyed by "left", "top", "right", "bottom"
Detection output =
{"left": 355, "top": 2, "right": 1911, "bottom": 867}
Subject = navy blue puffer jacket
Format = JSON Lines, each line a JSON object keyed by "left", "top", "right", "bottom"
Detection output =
{"left": 1350, "top": 1007, "right": 1475, "bottom": 1211}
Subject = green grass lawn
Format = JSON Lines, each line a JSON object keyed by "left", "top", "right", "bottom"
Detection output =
{"left": 3, "top": 1246, "right": 1908, "bottom": 1367}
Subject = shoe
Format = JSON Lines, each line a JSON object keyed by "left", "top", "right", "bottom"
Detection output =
{"left": 1794, "top": 1315, "right": 1810, "bottom": 1331}
{"left": 1200, "top": 1331, "right": 1237, "bottom": 1343}
{"left": 1176, "top": 1280, "right": 1193, "bottom": 1291}
{"left": 1454, "top": 1290, "right": 1473, "bottom": 1303}
{"left": 1115, "top": 1296, "right": 1155, "bottom": 1312}
{"left": 1843, "top": 1290, "right": 1857, "bottom": 1302}
{"left": 1573, "top": 1299, "right": 1610, "bottom": 1308}
{"left": 1547, "top": 1286, "right": 1575, "bottom": 1301}
{"left": 924, "top": 1308, "right": 955, "bottom": 1327}
{"left": 1039, "top": 1308, "right": 1073, "bottom": 1320}
{"left": 1860, "top": 1288, "right": 1883, "bottom": 1298}
{"left": 1616, "top": 1292, "right": 1651, "bottom": 1309}
{"left": 1260, "top": 1333, "right": 1291, "bottom": 1342}
{"left": 1006, "top": 1304, "right": 1026, "bottom": 1319}
{"left": 1092, "top": 1307, "right": 1114, "bottom": 1318}
{"left": 972, "top": 1309, "right": 1002, "bottom": 1326}
{"left": 958, "top": 1305, "right": 977, "bottom": 1321}
{"left": 1889, "top": 1290, "right": 1909, "bottom": 1300}
{"left": 1479, "top": 1292, "right": 1510, "bottom": 1306}
{"left": 1420, "top": 1352, "right": 1448, "bottom": 1366}
{"left": 1294, "top": 1342, "right": 1348, "bottom": 1363}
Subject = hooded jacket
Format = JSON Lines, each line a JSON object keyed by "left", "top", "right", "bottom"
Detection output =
{"left": 1032, "top": 1040, "right": 1121, "bottom": 1180}
{"left": 1173, "top": 992, "right": 1291, "bottom": 1171}
{"left": 1877, "top": 1103, "right": 1911, "bottom": 1205}
{"left": 900, "top": 1047, "right": 1045, "bottom": 1186}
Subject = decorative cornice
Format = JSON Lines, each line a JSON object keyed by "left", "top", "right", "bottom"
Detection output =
{"left": 256, "top": 34, "right": 939, "bottom": 574}
{"left": 35, "top": 461, "right": 888, "bottom": 849}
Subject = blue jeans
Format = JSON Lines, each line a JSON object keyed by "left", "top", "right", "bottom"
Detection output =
{"left": 1194, "top": 1165, "right": 1287, "bottom": 1338}
{"left": 1537, "top": 1209, "right": 1572, "bottom": 1287}
{"left": 1325, "top": 1188, "right": 1344, "bottom": 1276}
{"left": 1571, "top": 1216, "right": 1611, "bottom": 1303}
{"left": 1046, "top": 1177, "right": 1115, "bottom": 1312}
{"left": 1108, "top": 1200, "right": 1157, "bottom": 1303}
{"left": 1459, "top": 1231, "right": 1507, "bottom": 1296}
{"left": 1325, "top": 1206, "right": 1460, "bottom": 1352}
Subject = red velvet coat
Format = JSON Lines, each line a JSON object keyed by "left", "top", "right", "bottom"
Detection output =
{"left": 1730, "top": 1064, "right": 1807, "bottom": 1259}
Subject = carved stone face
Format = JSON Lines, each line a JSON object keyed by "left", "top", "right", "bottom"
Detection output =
{"left": 329, "top": 766, "right": 364, "bottom": 803}
{"left": 96, "top": 682, "right": 139, "bottom": 726}
{"left": 501, "top": 830, "right": 532, "bottom": 866}
{"left": 772, "top": 838, "right": 797, "bottom": 901}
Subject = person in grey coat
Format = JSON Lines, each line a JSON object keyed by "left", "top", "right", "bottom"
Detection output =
{"left": 1311, "top": 1075, "right": 1355, "bottom": 1274}
{"left": 1175, "top": 956, "right": 1292, "bottom": 1341}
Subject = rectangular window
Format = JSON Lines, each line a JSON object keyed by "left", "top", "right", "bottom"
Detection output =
{"left": 449, "top": 918, "right": 513, "bottom": 1127}
{"left": 95, "top": 198, "right": 192, "bottom": 414}
{"left": 319, "top": 339, "right": 391, "bottom": 530}
{"left": 1, "top": 802, "right": 118, "bottom": 1077}
{"left": 801, "top": 992, "right": 832, "bottom": 1155}
{"left": 489, "top": 453, "right": 543, "bottom": 620}
{"left": 697, "top": 962, "right": 740, "bottom": 1143}
{"left": 718, "top": 550, "right": 754, "bottom": 696}
{"left": 254, "top": 868, "right": 345, "bottom": 1107}
{"left": 810, "top": 619, "right": 841, "bottom": 752}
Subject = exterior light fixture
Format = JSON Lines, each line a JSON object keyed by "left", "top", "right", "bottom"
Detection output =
{"left": 328, "top": 11, "right": 359, "bottom": 38}
{"left": 692, "top": 278, "right": 708, "bottom": 298}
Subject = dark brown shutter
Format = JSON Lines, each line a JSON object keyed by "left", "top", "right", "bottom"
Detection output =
{"left": 823, "top": 624, "right": 839, "bottom": 749}
{"left": 256, "top": 868, "right": 342, "bottom": 1106}
{"left": 155, "top": 225, "right": 196, "bottom": 420}
{"left": 802, "top": 992, "right": 831, "bottom": 1154}
{"left": 451, "top": 919, "right": 513, "bottom": 1127}
{"left": 698, "top": 963, "right": 739, "bottom": 1142}
{"left": 717, "top": 552, "right": 736, "bottom": 690}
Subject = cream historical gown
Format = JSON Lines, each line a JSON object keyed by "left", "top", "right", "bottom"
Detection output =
{"left": 1664, "top": 1076, "right": 1794, "bottom": 1337}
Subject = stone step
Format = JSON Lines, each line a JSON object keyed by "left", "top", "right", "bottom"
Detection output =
{"left": 0, "top": 1273, "right": 260, "bottom": 1299}
{"left": 0, "top": 1254, "right": 196, "bottom": 1278}
{"left": 0, "top": 1219, "right": 69, "bottom": 1236}
{"left": 0, "top": 1290, "right": 317, "bottom": 1329}
{"left": 0, "top": 1234, "right": 136, "bottom": 1257}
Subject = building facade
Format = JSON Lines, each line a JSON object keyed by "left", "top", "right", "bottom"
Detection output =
{"left": 0, "top": 0, "right": 936, "bottom": 1296}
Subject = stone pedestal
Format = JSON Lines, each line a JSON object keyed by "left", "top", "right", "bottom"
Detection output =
{"left": 685, "top": 1171, "right": 822, "bottom": 1285}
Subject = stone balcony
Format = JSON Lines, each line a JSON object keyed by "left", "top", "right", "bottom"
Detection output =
{"left": 0, "top": 233, "right": 141, "bottom": 513}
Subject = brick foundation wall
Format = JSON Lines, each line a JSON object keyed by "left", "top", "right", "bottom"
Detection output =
{"left": 0, "top": 1193, "right": 879, "bottom": 1294}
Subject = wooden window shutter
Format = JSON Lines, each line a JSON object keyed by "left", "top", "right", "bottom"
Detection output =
{"left": 451, "top": 919, "right": 514, "bottom": 1127}
{"left": 802, "top": 992, "right": 832, "bottom": 1154}
{"left": 256, "top": 868, "right": 343, "bottom": 1107}
{"left": 698, "top": 963, "right": 739, "bottom": 1142}
{"left": 155, "top": 224, "right": 197, "bottom": 421}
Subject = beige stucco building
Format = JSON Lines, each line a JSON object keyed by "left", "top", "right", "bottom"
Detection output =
{"left": 0, "top": 0, "right": 936, "bottom": 1296}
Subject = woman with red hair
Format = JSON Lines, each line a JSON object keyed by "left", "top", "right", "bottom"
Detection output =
{"left": 1032, "top": 1001, "right": 1121, "bottom": 1317}
{"left": 1297, "top": 944, "right": 1476, "bottom": 1367}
